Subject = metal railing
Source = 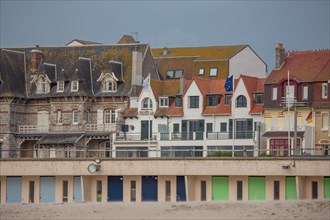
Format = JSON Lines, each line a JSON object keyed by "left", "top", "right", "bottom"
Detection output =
{"left": 115, "top": 132, "right": 157, "bottom": 141}
{"left": 0, "top": 147, "right": 328, "bottom": 159}
{"left": 18, "top": 124, "right": 116, "bottom": 133}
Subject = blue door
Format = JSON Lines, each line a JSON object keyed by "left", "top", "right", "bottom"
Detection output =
{"left": 176, "top": 176, "right": 186, "bottom": 201}
{"left": 40, "top": 177, "right": 55, "bottom": 203}
{"left": 73, "top": 176, "right": 82, "bottom": 202}
{"left": 6, "top": 177, "right": 22, "bottom": 203}
{"left": 108, "top": 176, "right": 123, "bottom": 201}
{"left": 142, "top": 176, "right": 158, "bottom": 201}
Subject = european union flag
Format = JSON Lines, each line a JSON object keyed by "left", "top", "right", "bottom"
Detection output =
{"left": 225, "top": 75, "right": 233, "bottom": 92}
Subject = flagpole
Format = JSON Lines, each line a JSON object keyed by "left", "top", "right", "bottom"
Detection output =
{"left": 148, "top": 74, "right": 151, "bottom": 156}
{"left": 287, "top": 70, "right": 290, "bottom": 156}
{"left": 232, "top": 77, "right": 235, "bottom": 158}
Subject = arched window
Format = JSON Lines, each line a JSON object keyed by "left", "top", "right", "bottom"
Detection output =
{"left": 103, "top": 75, "right": 117, "bottom": 92}
{"left": 104, "top": 109, "right": 116, "bottom": 124}
{"left": 236, "top": 95, "right": 247, "bottom": 107}
{"left": 322, "top": 113, "right": 329, "bottom": 130}
{"left": 142, "top": 98, "right": 153, "bottom": 109}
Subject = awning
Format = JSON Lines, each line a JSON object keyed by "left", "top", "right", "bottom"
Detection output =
{"left": 263, "top": 131, "right": 304, "bottom": 138}
{"left": 36, "top": 133, "right": 84, "bottom": 145}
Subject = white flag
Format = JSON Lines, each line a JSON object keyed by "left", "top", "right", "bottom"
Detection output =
{"left": 142, "top": 74, "right": 150, "bottom": 90}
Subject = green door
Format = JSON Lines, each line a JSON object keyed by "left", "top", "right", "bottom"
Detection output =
{"left": 285, "top": 176, "right": 297, "bottom": 200}
{"left": 324, "top": 177, "right": 330, "bottom": 199}
{"left": 212, "top": 176, "right": 229, "bottom": 200}
{"left": 248, "top": 177, "right": 266, "bottom": 200}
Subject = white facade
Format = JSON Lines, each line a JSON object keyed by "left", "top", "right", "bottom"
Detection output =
{"left": 115, "top": 77, "right": 265, "bottom": 158}
{"left": 229, "top": 46, "right": 267, "bottom": 79}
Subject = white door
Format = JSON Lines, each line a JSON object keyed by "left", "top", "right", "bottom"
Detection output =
{"left": 37, "top": 111, "right": 49, "bottom": 132}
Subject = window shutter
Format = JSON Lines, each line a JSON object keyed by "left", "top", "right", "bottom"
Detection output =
{"left": 97, "top": 109, "right": 103, "bottom": 124}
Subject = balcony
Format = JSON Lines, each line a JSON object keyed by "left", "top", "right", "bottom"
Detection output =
{"left": 159, "top": 131, "right": 254, "bottom": 141}
{"left": 17, "top": 124, "right": 116, "bottom": 134}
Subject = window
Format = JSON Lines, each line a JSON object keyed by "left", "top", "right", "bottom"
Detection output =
{"left": 206, "top": 123, "right": 213, "bottom": 132}
{"left": 131, "top": 181, "right": 136, "bottom": 202}
{"left": 237, "top": 181, "right": 243, "bottom": 200}
{"left": 72, "top": 110, "right": 78, "bottom": 124}
{"left": 175, "top": 70, "right": 183, "bottom": 78}
{"left": 220, "top": 122, "right": 227, "bottom": 132}
{"left": 142, "top": 98, "right": 153, "bottom": 109}
{"left": 71, "top": 81, "right": 79, "bottom": 92}
{"left": 322, "top": 83, "right": 328, "bottom": 99}
{"left": 236, "top": 95, "right": 247, "bottom": 107}
{"left": 62, "top": 180, "right": 68, "bottom": 202}
{"left": 36, "top": 76, "right": 50, "bottom": 94}
{"left": 175, "top": 96, "right": 182, "bottom": 107}
{"left": 104, "top": 110, "right": 116, "bottom": 124}
{"left": 56, "top": 110, "right": 62, "bottom": 124}
{"left": 96, "top": 180, "right": 102, "bottom": 202}
{"left": 29, "top": 181, "right": 35, "bottom": 203}
{"left": 286, "top": 83, "right": 295, "bottom": 99}
{"left": 210, "top": 68, "right": 217, "bottom": 76}
{"left": 302, "top": 84, "right": 308, "bottom": 100}
{"left": 167, "top": 70, "right": 174, "bottom": 79}
{"left": 274, "top": 181, "right": 280, "bottom": 200}
{"left": 322, "top": 113, "right": 329, "bottom": 130}
{"left": 189, "top": 96, "right": 199, "bottom": 108}
{"left": 165, "top": 180, "right": 171, "bottom": 202}
{"left": 103, "top": 76, "right": 117, "bottom": 92}
{"left": 225, "top": 95, "right": 232, "bottom": 105}
{"left": 199, "top": 68, "right": 205, "bottom": 76}
{"left": 272, "top": 86, "right": 278, "bottom": 100}
{"left": 57, "top": 81, "right": 64, "bottom": 92}
{"left": 207, "top": 95, "right": 218, "bottom": 106}
{"left": 201, "top": 181, "right": 206, "bottom": 201}
{"left": 255, "top": 94, "right": 264, "bottom": 104}
{"left": 312, "top": 181, "right": 318, "bottom": 199}
{"left": 173, "top": 123, "right": 179, "bottom": 133}
{"left": 159, "top": 97, "right": 169, "bottom": 107}
{"left": 84, "top": 110, "right": 90, "bottom": 124}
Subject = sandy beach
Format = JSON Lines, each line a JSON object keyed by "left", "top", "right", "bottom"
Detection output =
{"left": 1, "top": 200, "right": 329, "bottom": 220}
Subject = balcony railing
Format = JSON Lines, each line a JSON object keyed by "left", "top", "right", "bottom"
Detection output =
{"left": 160, "top": 131, "right": 254, "bottom": 141}
{"left": 0, "top": 147, "right": 327, "bottom": 159}
{"left": 266, "top": 126, "right": 305, "bottom": 132}
{"left": 115, "top": 132, "right": 157, "bottom": 141}
{"left": 17, "top": 124, "right": 116, "bottom": 134}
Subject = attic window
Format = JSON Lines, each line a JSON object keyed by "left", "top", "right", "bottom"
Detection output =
{"left": 57, "top": 81, "right": 64, "bottom": 92}
{"left": 255, "top": 94, "right": 264, "bottom": 104}
{"left": 36, "top": 76, "right": 50, "bottom": 94}
{"left": 71, "top": 81, "right": 79, "bottom": 92}
{"left": 210, "top": 68, "right": 218, "bottom": 77}
{"left": 207, "top": 95, "right": 219, "bottom": 106}
{"left": 167, "top": 70, "right": 174, "bottom": 79}
{"left": 175, "top": 70, "right": 183, "bottom": 78}
{"left": 199, "top": 68, "right": 205, "bottom": 76}
{"left": 103, "top": 75, "right": 117, "bottom": 92}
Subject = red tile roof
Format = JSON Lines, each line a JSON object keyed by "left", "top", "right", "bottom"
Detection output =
{"left": 123, "top": 108, "right": 138, "bottom": 118}
{"left": 266, "top": 50, "right": 330, "bottom": 84}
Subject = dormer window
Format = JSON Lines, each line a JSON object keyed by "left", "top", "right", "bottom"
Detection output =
{"left": 57, "top": 81, "right": 64, "bottom": 92}
{"left": 71, "top": 81, "right": 79, "bottom": 92}
{"left": 207, "top": 95, "right": 219, "bottom": 106}
{"left": 36, "top": 76, "right": 50, "bottom": 94}
{"left": 236, "top": 95, "right": 247, "bottom": 107}
{"left": 255, "top": 94, "right": 264, "bottom": 104}
{"left": 97, "top": 72, "right": 118, "bottom": 93}
{"left": 159, "top": 97, "right": 169, "bottom": 108}
{"left": 103, "top": 75, "right": 117, "bottom": 92}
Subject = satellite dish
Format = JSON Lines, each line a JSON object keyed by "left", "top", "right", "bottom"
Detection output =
{"left": 88, "top": 163, "right": 100, "bottom": 174}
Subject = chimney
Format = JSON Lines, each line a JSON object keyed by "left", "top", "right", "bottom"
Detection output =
{"left": 30, "top": 45, "right": 44, "bottom": 74}
{"left": 179, "top": 77, "right": 185, "bottom": 94}
{"left": 275, "top": 43, "right": 285, "bottom": 69}
{"left": 131, "top": 50, "right": 143, "bottom": 86}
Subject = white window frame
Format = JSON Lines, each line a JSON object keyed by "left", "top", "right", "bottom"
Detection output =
{"left": 57, "top": 81, "right": 64, "bottom": 92}
{"left": 104, "top": 109, "right": 116, "bottom": 124}
{"left": 272, "top": 86, "right": 278, "bottom": 100}
{"left": 302, "top": 84, "right": 308, "bottom": 100}
{"left": 198, "top": 68, "right": 205, "bottom": 76}
{"left": 103, "top": 76, "right": 117, "bottom": 92}
{"left": 142, "top": 98, "right": 153, "bottom": 110}
{"left": 71, "top": 81, "right": 79, "bottom": 92}
{"left": 322, "top": 113, "right": 329, "bottom": 130}
{"left": 210, "top": 68, "right": 218, "bottom": 77}
{"left": 56, "top": 110, "right": 62, "bottom": 124}
{"left": 159, "top": 97, "right": 169, "bottom": 108}
{"left": 322, "top": 83, "right": 328, "bottom": 99}
{"left": 72, "top": 110, "right": 78, "bottom": 125}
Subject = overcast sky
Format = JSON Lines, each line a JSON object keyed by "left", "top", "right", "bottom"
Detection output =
{"left": 1, "top": 0, "right": 329, "bottom": 71}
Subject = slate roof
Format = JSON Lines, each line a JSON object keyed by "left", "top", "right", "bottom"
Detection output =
{"left": 265, "top": 50, "right": 330, "bottom": 84}
{"left": 152, "top": 45, "right": 248, "bottom": 60}
{"left": 66, "top": 39, "right": 101, "bottom": 46}
{"left": 36, "top": 133, "right": 84, "bottom": 145}
{"left": 117, "top": 35, "right": 138, "bottom": 44}
{"left": 0, "top": 44, "right": 158, "bottom": 98}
